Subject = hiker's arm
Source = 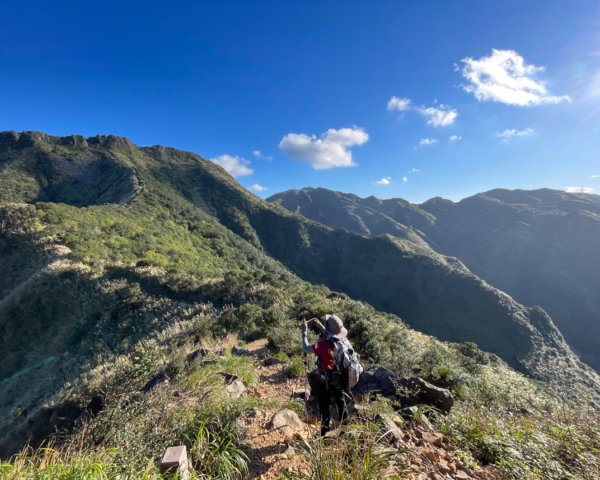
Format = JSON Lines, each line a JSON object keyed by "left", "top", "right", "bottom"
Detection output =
{"left": 301, "top": 320, "right": 314, "bottom": 354}
{"left": 307, "top": 318, "right": 326, "bottom": 336}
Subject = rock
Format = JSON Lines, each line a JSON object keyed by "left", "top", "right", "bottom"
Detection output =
{"left": 271, "top": 409, "right": 306, "bottom": 436}
{"left": 377, "top": 413, "right": 404, "bottom": 445}
{"left": 454, "top": 471, "right": 470, "bottom": 479}
{"left": 159, "top": 445, "right": 189, "bottom": 480}
{"left": 396, "top": 377, "right": 454, "bottom": 413}
{"left": 422, "top": 431, "right": 444, "bottom": 447}
{"left": 141, "top": 372, "right": 170, "bottom": 393}
{"left": 291, "top": 389, "right": 309, "bottom": 401}
{"left": 352, "top": 367, "right": 454, "bottom": 413}
{"left": 220, "top": 372, "right": 239, "bottom": 383}
{"left": 422, "top": 448, "right": 438, "bottom": 463}
{"left": 401, "top": 407, "right": 433, "bottom": 429}
{"left": 284, "top": 445, "right": 295, "bottom": 458}
{"left": 225, "top": 380, "right": 246, "bottom": 399}
{"left": 392, "top": 415, "right": 404, "bottom": 428}
{"left": 231, "top": 346, "right": 251, "bottom": 356}
{"left": 186, "top": 348, "right": 210, "bottom": 364}
{"left": 263, "top": 357, "right": 286, "bottom": 366}
{"left": 352, "top": 366, "right": 398, "bottom": 398}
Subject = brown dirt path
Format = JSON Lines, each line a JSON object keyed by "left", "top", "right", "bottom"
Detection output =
{"left": 242, "top": 339, "right": 315, "bottom": 479}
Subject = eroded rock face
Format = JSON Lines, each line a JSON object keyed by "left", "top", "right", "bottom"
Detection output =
{"left": 353, "top": 366, "right": 454, "bottom": 413}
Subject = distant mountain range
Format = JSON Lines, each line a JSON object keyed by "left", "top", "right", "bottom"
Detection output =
{"left": 269, "top": 187, "right": 600, "bottom": 372}
{"left": 1, "top": 131, "right": 598, "bottom": 454}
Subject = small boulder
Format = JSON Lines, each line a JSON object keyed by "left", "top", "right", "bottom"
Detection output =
{"left": 352, "top": 367, "right": 454, "bottom": 413}
{"left": 263, "top": 357, "right": 286, "bottom": 366}
{"left": 225, "top": 380, "right": 247, "bottom": 399}
{"left": 186, "top": 348, "right": 210, "bottom": 364}
{"left": 422, "top": 431, "right": 444, "bottom": 447}
{"left": 231, "top": 346, "right": 250, "bottom": 356}
{"left": 141, "top": 372, "right": 169, "bottom": 393}
{"left": 271, "top": 409, "right": 306, "bottom": 436}
{"left": 283, "top": 445, "right": 295, "bottom": 458}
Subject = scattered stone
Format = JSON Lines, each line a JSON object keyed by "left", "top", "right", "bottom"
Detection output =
{"left": 220, "top": 372, "right": 239, "bottom": 383}
{"left": 225, "top": 379, "right": 247, "bottom": 399}
{"left": 283, "top": 445, "right": 295, "bottom": 458}
{"left": 186, "top": 348, "right": 210, "bottom": 364}
{"left": 231, "top": 346, "right": 250, "bottom": 356}
{"left": 421, "top": 431, "right": 444, "bottom": 447}
{"left": 392, "top": 414, "right": 404, "bottom": 427}
{"left": 377, "top": 413, "right": 404, "bottom": 445}
{"left": 291, "top": 389, "right": 309, "bottom": 401}
{"left": 454, "top": 471, "right": 470, "bottom": 479}
{"left": 141, "top": 372, "right": 169, "bottom": 393}
{"left": 271, "top": 409, "right": 306, "bottom": 437}
{"left": 401, "top": 406, "right": 433, "bottom": 429}
{"left": 159, "top": 445, "right": 189, "bottom": 480}
{"left": 263, "top": 357, "right": 287, "bottom": 366}
{"left": 200, "top": 359, "right": 218, "bottom": 366}
{"left": 422, "top": 449, "right": 437, "bottom": 463}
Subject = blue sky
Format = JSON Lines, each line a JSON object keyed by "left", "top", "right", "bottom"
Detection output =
{"left": 1, "top": 1, "right": 600, "bottom": 202}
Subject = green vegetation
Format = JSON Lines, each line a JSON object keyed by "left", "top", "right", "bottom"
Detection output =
{"left": 270, "top": 186, "right": 600, "bottom": 373}
{"left": 0, "top": 132, "right": 599, "bottom": 479}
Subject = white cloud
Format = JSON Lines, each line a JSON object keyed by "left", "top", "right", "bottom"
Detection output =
{"left": 408, "top": 168, "right": 420, "bottom": 173}
{"left": 449, "top": 135, "right": 463, "bottom": 142}
{"left": 496, "top": 127, "right": 535, "bottom": 141}
{"left": 402, "top": 176, "right": 408, "bottom": 183}
{"left": 460, "top": 49, "right": 570, "bottom": 106}
{"left": 210, "top": 154, "right": 253, "bottom": 177}
{"left": 279, "top": 126, "right": 369, "bottom": 170}
{"left": 387, "top": 96, "right": 412, "bottom": 111}
{"left": 419, "top": 138, "right": 438, "bottom": 146}
{"left": 591, "top": 175, "right": 600, "bottom": 179}
{"left": 250, "top": 183, "right": 268, "bottom": 192}
{"left": 564, "top": 186, "right": 595, "bottom": 193}
{"left": 376, "top": 176, "right": 392, "bottom": 185}
{"left": 418, "top": 104, "right": 458, "bottom": 127}
{"left": 252, "top": 150, "right": 273, "bottom": 161}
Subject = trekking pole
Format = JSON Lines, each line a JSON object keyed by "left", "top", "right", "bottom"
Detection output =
{"left": 303, "top": 352, "right": 309, "bottom": 413}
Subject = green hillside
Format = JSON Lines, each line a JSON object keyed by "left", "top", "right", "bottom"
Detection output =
{"left": 0, "top": 132, "right": 599, "bottom": 479}
{"left": 269, "top": 187, "right": 600, "bottom": 373}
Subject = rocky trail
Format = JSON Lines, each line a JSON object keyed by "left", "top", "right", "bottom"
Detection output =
{"left": 234, "top": 339, "right": 505, "bottom": 480}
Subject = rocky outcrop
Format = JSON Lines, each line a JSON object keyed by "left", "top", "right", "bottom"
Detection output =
{"left": 353, "top": 366, "right": 454, "bottom": 413}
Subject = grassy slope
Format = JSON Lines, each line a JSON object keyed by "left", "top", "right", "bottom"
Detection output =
{"left": 0, "top": 132, "right": 598, "bottom": 479}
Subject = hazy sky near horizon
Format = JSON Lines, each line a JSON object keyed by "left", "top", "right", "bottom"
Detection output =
{"left": 1, "top": 1, "right": 600, "bottom": 202}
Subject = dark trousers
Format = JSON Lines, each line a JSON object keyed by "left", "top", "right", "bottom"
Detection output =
{"left": 308, "top": 370, "right": 348, "bottom": 435}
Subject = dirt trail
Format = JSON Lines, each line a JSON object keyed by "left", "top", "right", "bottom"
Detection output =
{"left": 241, "top": 339, "right": 314, "bottom": 479}
{"left": 240, "top": 339, "right": 505, "bottom": 480}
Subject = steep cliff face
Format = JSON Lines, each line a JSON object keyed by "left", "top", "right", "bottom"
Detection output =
{"left": 270, "top": 187, "right": 600, "bottom": 372}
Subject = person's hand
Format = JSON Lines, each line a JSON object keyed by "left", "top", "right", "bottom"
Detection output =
{"left": 301, "top": 319, "right": 308, "bottom": 334}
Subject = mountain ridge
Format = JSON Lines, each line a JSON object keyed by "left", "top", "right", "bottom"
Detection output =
{"left": 1, "top": 131, "right": 599, "bottom": 452}
{"left": 269, "top": 186, "right": 600, "bottom": 372}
